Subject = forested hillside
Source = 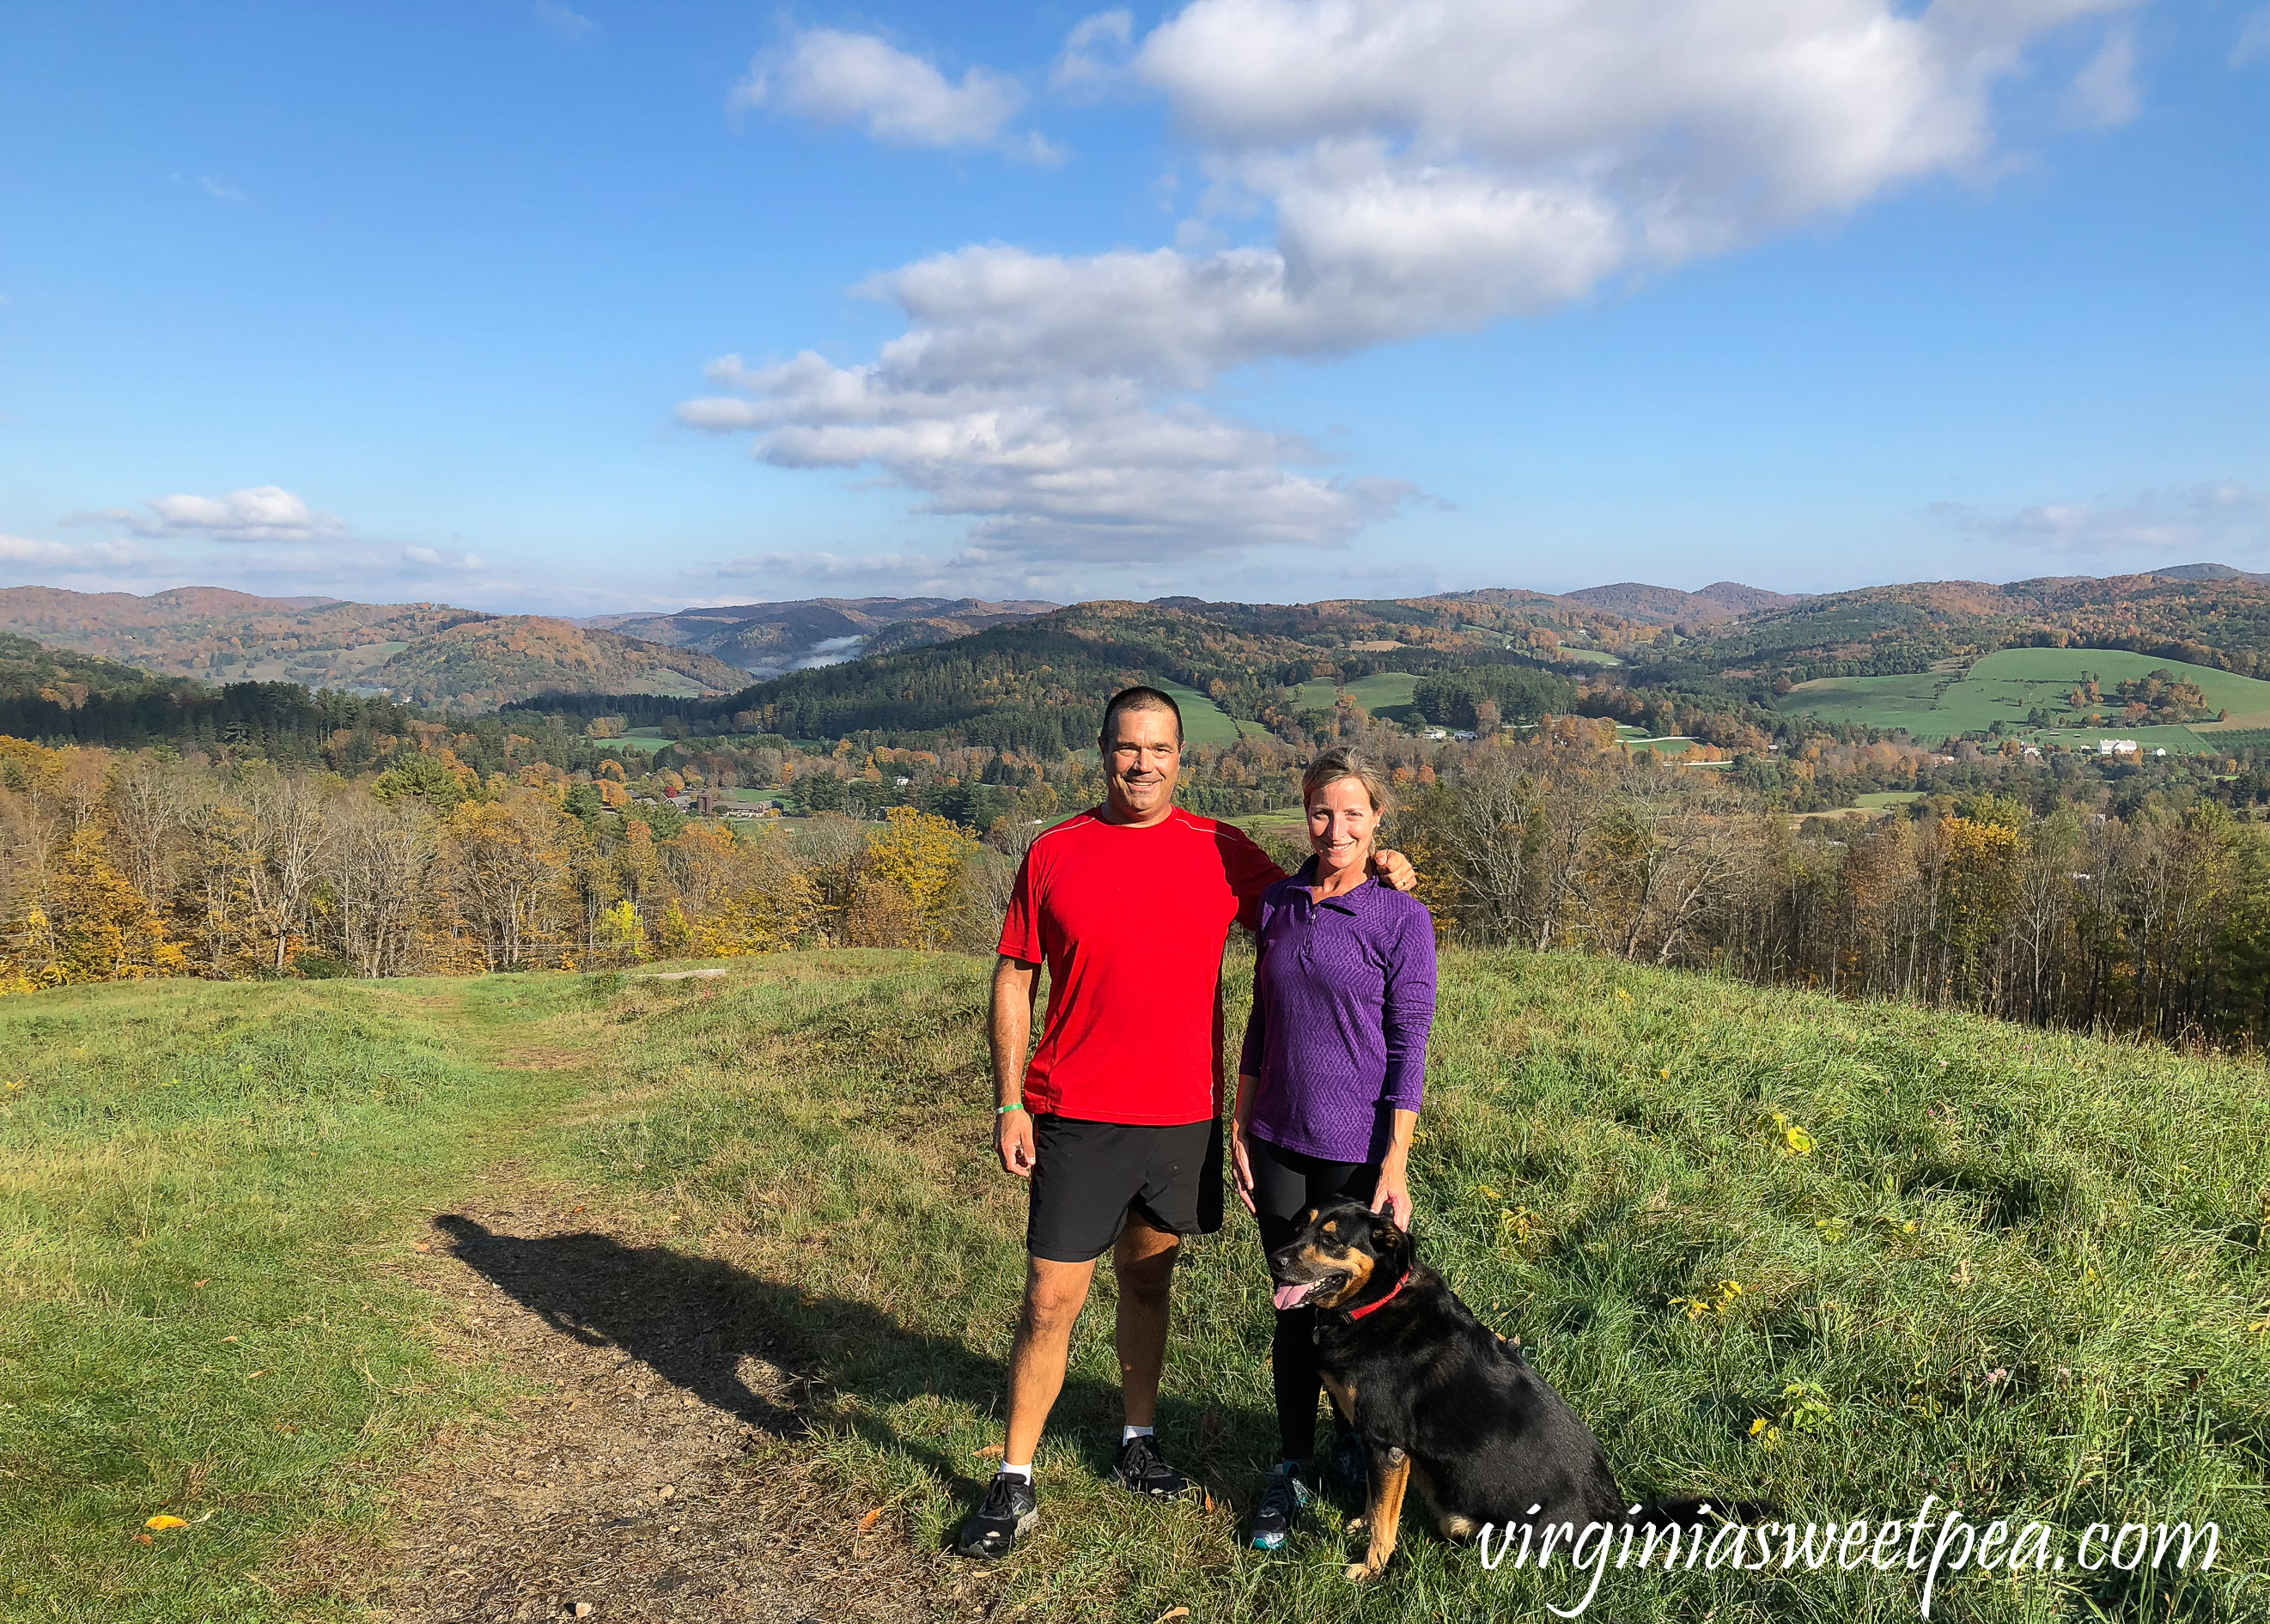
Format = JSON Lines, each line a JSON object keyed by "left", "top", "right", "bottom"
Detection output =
{"left": 0, "top": 587, "right": 746, "bottom": 710}
{"left": 1652, "top": 571, "right": 2270, "bottom": 690}
{"left": 587, "top": 594, "right": 1058, "bottom": 674}
{"left": 506, "top": 599, "right": 1634, "bottom": 751}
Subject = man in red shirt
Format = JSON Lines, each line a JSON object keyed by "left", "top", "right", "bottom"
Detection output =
{"left": 955, "top": 685, "right": 1414, "bottom": 1559}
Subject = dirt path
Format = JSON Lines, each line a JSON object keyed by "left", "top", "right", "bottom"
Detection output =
{"left": 355, "top": 1186, "right": 1006, "bottom": 1624}
{"left": 326, "top": 986, "right": 1007, "bottom": 1624}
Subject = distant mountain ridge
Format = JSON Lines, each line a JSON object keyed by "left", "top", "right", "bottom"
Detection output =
{"left": 0, "top": 586, "right": 748, "bottom": 712}
{"left": 1558, "top": 581, "right": 1806, "bottom": 623}
{"left": 7, "top": 562, "right": 2265, "bottom": 719}
{"left": 584, "top": 596, "right": 1061, "bottom": 675}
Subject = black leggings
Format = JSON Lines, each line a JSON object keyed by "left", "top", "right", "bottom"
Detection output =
{"left": 1248, "top": 1134, "right": 1380, "bottom": 1463}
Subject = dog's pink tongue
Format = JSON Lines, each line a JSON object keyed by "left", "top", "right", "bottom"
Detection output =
{"left": 1272, "top": 1282, "right": 1315, "bottom": 1310}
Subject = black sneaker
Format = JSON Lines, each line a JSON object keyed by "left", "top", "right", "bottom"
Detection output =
{"left": 1111, "top": 1433, "right": 1191, "bottom": 1499}
{"left": 954, "top": 1471, "right": 1038, "bottom": 1559}
{"left": 1248, "top": 1463, "right": 1311, "bottom": 1550}
{"left": 1321, "top": 1426, "right": 1368, "bottom": 1503}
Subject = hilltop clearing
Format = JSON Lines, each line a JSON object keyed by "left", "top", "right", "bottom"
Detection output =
{"left": 1782, "top": 647, "right": 2270, "bottom": 749}
{"left": 5, "top": 952, "right": 2262, "bottom": 1621}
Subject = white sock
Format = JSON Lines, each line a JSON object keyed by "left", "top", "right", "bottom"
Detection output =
{"left": 999, "top": 1462, "right": 1032, "bottom": 1481}
{"left": 1122, "top": 1424, "right": 1153, "bottom": 1444}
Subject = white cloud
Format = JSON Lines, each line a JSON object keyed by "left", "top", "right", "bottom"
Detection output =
{"left": 693, "top": 0, "right": 2141, "bottom": 569}
{"left": 71, "top": 485, "right": 347, "bottom": 544}
{"left": 1934, "top": 484, "right": 2269, "bottom": 555}
{"left": 699, "top": 549, "right": 949, "bottom": 582}
{"left": 198, "top": 176, "right": 246, "bottom": 204}
{"left": 533, "top": 0, "right": 593, "bottom": 41}
{"left": 2070, "top": 28, "right": 2139, "bottom": 125}
{"left": 0, "top": 532, "right": 160, "bottom": 569}
{"left": 2234, "top": 7, "right": 2270, "bottom": 64}
{"left": 0, "top": 521, "right": 536, "bottom": 604}
{"left": 1051, "top": 10, "right": 1135, "bottom": 94}
{"left": 402, "top": 544, "right": 486, "bottom": 570}
{"left": 683, "top": 346, "right": 1415, "bottom": 557}
{"left": 733, "top": 28, "right": 1058, "bottom": 161}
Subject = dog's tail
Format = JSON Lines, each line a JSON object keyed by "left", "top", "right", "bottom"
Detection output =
{"left": 1628, "top": 1496, "right": 1781, "bottom": 1528}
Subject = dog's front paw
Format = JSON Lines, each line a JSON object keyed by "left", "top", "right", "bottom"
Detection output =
{"left": 1344, "top": 1560, "right": 1379, "bottom": 1583}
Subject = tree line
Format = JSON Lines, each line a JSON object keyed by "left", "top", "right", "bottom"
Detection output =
{"left": 0, "top": 736, "right": 1005, "bottom": 994}
{"left": 1398, "top": 741, "right": 2270, "bottom": 1048}
{"left": 11, "top": 721, "right": 2270, "bottom": 1050}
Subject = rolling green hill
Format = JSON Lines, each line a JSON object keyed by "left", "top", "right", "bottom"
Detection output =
{"left": 1153, "top": 678, "right": 1262, "bottom": 743}
{"left": 1783, "top": 647, "right": 2270, "bottom": 749}
{"left": 1665, "top": 569, "right": 2270, "bottom": 694}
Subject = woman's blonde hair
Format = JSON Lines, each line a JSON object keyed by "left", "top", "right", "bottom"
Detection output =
{"left": 1302, "top": 746, "right": 1393, "bottom": 817}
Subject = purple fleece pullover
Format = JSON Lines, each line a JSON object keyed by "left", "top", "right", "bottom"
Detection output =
{"left": 1238, "top": 861, "right": 1438, "bottom": 1165}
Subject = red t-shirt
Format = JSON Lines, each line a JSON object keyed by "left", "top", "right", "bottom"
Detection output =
{"left": 998, "top": 806, "right": 1284, "bottom": 1125}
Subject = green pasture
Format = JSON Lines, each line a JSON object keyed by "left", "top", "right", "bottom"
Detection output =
{"left": 1780, "top": 648, "right": 2270, "bottom": 747}
{"left": 7, "top": 953, "right": 2264, "bottom": 1621}
{"left": 1346, "top": 672, "right": 1421, "bottom": 713}
{"left": 1155, "top": 680, "right": 1260, "bottom": 745}
{"left": 1855, "top": 791, "right": 1924, "bottom": 809}
{"left": 597, "top": 727, "right": 671, "bottom": 755}
{"left": 622, "top": 668, "right": 722, "bottom": 699}
{"left": 1289, "top": 672, "right": 1421, "bottom": 720}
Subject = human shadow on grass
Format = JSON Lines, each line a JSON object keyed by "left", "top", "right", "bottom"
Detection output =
{"left": 431, "top": 1215, "right": 1277, "bottom": 1517}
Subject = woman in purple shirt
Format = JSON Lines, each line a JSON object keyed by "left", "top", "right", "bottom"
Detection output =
{"left": 1229, "top": 746, "right": 1437, "bottom": 1550}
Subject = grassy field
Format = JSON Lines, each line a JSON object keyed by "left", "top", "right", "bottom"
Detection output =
{"left": 0, "top": 976, "right": 593, "bottom": 1620}
{"left": 1288, "top": 673, "right": 1422, "bottom": 720}
{"left": 1781, "top": 648, "right": 2270, "bottom": 748}
{"left": 1155, "top": 680, "right": 1262, "bottom": 745}
{"left": 5, "top": 956, "right": 2267, "bottom": 1621}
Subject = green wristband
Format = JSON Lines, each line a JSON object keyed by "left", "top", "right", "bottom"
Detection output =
{"left": 996, "top": 1102, "right": 1025, "bottom": 1115}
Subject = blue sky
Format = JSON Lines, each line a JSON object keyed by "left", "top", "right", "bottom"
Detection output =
{"left": 1, "top": 1, "right": 2263, "bottom": 614}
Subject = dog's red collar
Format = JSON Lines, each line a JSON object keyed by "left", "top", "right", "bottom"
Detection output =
{"left": 1343, "top": 1267, "right": 1410, "bottom": 1322}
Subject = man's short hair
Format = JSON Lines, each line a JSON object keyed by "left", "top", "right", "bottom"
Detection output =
{"left": 1100, "top": 685, "right": 1183, "bottom": 747}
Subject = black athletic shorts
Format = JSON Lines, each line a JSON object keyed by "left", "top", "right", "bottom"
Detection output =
{"left": 1025, "top": 1113, "right": 1225, "bottom": 1264}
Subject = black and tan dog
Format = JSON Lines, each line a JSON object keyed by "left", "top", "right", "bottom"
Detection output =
{"left": 1269, "top": 1197, "right": 1755, "bottom": 1581}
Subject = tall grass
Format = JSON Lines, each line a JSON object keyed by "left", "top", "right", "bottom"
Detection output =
{"left": 570, "top": 951, "right": 2270, "bottom": 1622}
